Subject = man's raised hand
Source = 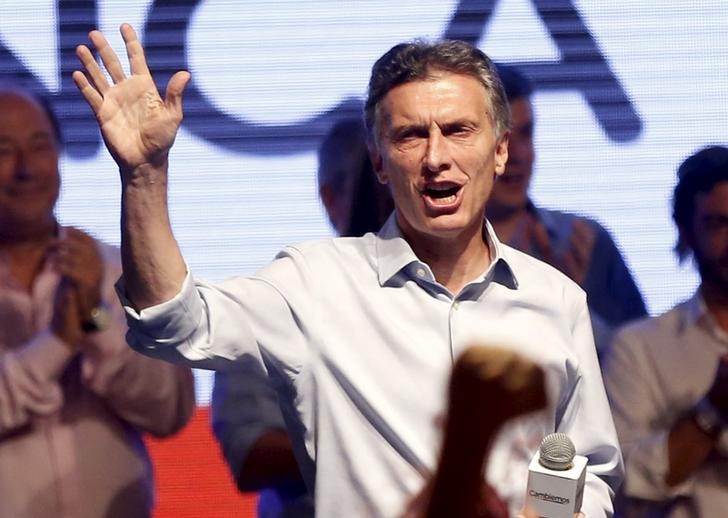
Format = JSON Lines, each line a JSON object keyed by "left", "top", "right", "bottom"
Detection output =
{"left": 72, "top": 23, "right": 190, "bottom": 176}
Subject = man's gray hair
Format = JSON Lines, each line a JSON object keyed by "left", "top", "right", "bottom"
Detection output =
{"left": 364, "top": 40, "right": 510, "bottom": 143}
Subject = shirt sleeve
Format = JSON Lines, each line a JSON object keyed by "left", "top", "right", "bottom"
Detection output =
{"left": 78, "top": 246, "right": 196, "bottom": 437}
{"left": 0, "top": 331, "right": 70, "bottom": 435}
{"left": 603, "top": 328, "right": 694, "bottom": 502}
{"left": 79, "top": 311, "right": 195, "bottom": 437}
{"left": 118, "top": 250, "right": 312, "bottom": 376}
{"left": 584, "top": 223, "right": 647, "bottom": 326}
{"left": 559, "top": 289, "right": 624, "bottom": 518}
{"left": 210, "top": 363, "right": 287, "bottom": 485}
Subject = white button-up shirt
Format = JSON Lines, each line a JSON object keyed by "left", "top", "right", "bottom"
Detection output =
{"left": 604, "top": 292, "right": 728, "bottom": 518}
{"left": 121, "top": 217, "right": 622, "bottom": 517}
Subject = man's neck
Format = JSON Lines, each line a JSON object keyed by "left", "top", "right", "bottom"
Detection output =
{"left": 404, "top": 224, "right": 491, "bottom": 295}
{"left": 700, "top": 283, "right": 728, "bottom": 333}
{"left": 0, "top": 225, "right": 56, "bottom": 292}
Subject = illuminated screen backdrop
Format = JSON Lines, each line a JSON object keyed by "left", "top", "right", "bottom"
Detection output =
{"left": 2, "top": 0, "right": 727, "bottom": 402}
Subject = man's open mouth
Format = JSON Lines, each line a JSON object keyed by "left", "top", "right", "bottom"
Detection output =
{"left": 423, "top": 183, "right": 462, "bottom": 205}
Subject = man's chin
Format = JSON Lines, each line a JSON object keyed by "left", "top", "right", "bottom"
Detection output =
{"left": 424, "top": 216, "right": 482, "bottom": 238}
{"left": 697, "top": 262, "right": 728, "bottom": 295}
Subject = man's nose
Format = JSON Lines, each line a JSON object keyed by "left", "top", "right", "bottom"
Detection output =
{"left": 424, "top": 131, "right": 450, "bottom": 173}
{"left": 12, "top": 148, "right": 30, "bottom": 178}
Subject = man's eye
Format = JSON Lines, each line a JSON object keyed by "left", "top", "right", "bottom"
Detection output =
{"left": 393, "top": 130, "right": 423, "bottom": 143}
{"left": 705, "top": 217, "right": 728, "bottom": 231}
{"left": 32, "top": 142, "right": 53, "bottom": 152}
{"left": 445, "top": 126, "right": 471, "bottom": 137}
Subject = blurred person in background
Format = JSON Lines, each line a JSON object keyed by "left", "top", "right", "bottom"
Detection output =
{"left": 487, "top": 64, "right": 647, "bottom": 357}
{"left": 605, "top": 146, "right": 728, "bottom": 517}
{"left": 211, "top": 116, "right": 392, "bottom": 517}
{"left": 0, "top": 86, "right": 195, "bottom": 518}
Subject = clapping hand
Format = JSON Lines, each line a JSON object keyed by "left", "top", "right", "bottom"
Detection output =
{"left": 706, "top": 353, "right": 728, "bottom": 418}
{"left": 49, "top": 228, "right": 104, "bottom": 346}
{"left": 529, "top": 214, "right": 596, "bottom": 287}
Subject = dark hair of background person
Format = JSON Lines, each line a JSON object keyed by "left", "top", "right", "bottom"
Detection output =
{"left": 345, "top": 150, "right": 393, "bottom": 236}
{"left": 495, "top": 63, "right": 533, "bottom": 103}
{"left": 673, "top": 145, "right": 728, "bottom": 261}
{"left": 317, "top": 117, "right": 393, "bottom": 237}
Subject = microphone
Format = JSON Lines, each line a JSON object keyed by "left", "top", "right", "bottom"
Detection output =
{"left": 525, "top": 433, "right": 587, "bottom": 518}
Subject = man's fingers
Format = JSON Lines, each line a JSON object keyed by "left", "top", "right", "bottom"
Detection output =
{"left": 165, "top": 71, "right": 191, "bottom": 120}
{"left": 453, "top": 345, "right": 547, "bottom": 422}
{"left": 74, "top": 42, "right": 111, "bottom": 95}
{"left": 89, "top": 29, "right": 127, "bottom": 84}
{"left": 121, "top": 23, "right": 151, "bottom": 77}
{"left": 527, "top": 215, "right": 554, "bottom": 259}
{"left": 50, "top": 229, "right": 102, "bottom": 286}
{"left": 72, "top": 69, "right": 104, "bottom": 113}
{"left": 571, "top": 218, "right": 596, "bottom": 247}
{"left": 570, "top": 221, "right": 595, "bottom": 262}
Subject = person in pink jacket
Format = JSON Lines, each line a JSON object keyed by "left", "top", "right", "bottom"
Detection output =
{"left": 0, "top": 86, "right": 196, "bottom": 518}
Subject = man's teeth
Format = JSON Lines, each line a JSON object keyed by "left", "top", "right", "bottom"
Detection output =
{"left": 433, "top": 194, "right": 457, "bottom": 204}
{"left": 425, "top": 187, "right": 459, "bottom": 204}
{"left": 425, "top": 184, "right": 460, "bottom": 199}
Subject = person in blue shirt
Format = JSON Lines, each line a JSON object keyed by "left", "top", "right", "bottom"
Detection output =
{"left": 210, "top": 117, "right": 392, "bottom": 517}
{"left": 486, "top": 64, "right": 648, "bottom": 357}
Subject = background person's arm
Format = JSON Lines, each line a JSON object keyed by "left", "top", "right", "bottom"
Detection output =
{"left": 211, "top": 366, "right": 304, "bottom": 491}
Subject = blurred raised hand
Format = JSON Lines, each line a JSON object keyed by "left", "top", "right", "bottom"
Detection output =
{"left": 72, "top": 24, "right": 190, "bottom": 175}
{"left": 404, "top": 345, "right": 547, "bottom": 518}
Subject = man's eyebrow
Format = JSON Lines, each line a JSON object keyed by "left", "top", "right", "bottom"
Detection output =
{"left": 29, "top": 130, "right": 53, "bottom": 140}
{"left": 440, "top": 118, "right": 478, "bottom": 129}
{"left": 388, "top": 123, "right": 428, "bottom": 137}
{"left": 702, "top": 213, "right": 728, "bottom": 221}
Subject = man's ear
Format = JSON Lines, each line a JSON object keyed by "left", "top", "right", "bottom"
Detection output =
{"left": 369, "top": 142, "right": 388, "bottom": 184}
{"left": 319, "top": 185, "right": 337, "bottom": 220}
{"left": 675, "top": 223, "right": 693, "bottom": 262}
{"left": 494, "top": 132, "right": 510, "bottom": 177}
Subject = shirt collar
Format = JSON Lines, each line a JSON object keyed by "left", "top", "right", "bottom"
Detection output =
{"left": 374, "top": 213, "right": 518, "bottom": 290}
{"left": 681, "top": 290, "right": 706, "bottom": 329}
{"left": 680, "top": 289, "right": 728, "bottom": 342}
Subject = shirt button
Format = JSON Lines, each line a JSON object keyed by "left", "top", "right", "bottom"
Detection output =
{"left": 416, "top": 268, "right": 426, "bottom": 278}
{"left": 453, "top": 301, "right": 460, "bottom": 310}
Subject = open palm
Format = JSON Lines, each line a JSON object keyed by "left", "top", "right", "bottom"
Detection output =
{"left": 73, "top": 24, "right": 189, "bottom": 174}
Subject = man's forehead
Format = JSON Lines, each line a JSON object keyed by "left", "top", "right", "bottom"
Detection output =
{"left": 378, "top": 75, "right": 490, "bottom": 122}
{"left": 696, "top": 182, "right": 728, "bottom": 207}
{"left": 0, "top": 94, "right": 54, "bottom": 134}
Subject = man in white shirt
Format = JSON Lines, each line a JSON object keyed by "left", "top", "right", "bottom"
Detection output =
{"left": 604, "top": 145, "right": 728, "bottom": 517}
{"left": 72, "top": 25, "right": 622, "bottom": 517}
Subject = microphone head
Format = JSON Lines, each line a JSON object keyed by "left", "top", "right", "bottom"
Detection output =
{"left": 538, "top": 433, "right": 576, "bottom": 471}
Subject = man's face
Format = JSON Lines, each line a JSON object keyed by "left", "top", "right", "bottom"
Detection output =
{"left": 0, "top": 92, "right": 60, "bottom": 235}
{"left": 371, "top": 72, "right": 508, "bottom": 245}
{"left": 488, "top": 96, "right": 534, "bottom": 212}
{"left": 688, "top": 181, "right": 728, "bottom": 293}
